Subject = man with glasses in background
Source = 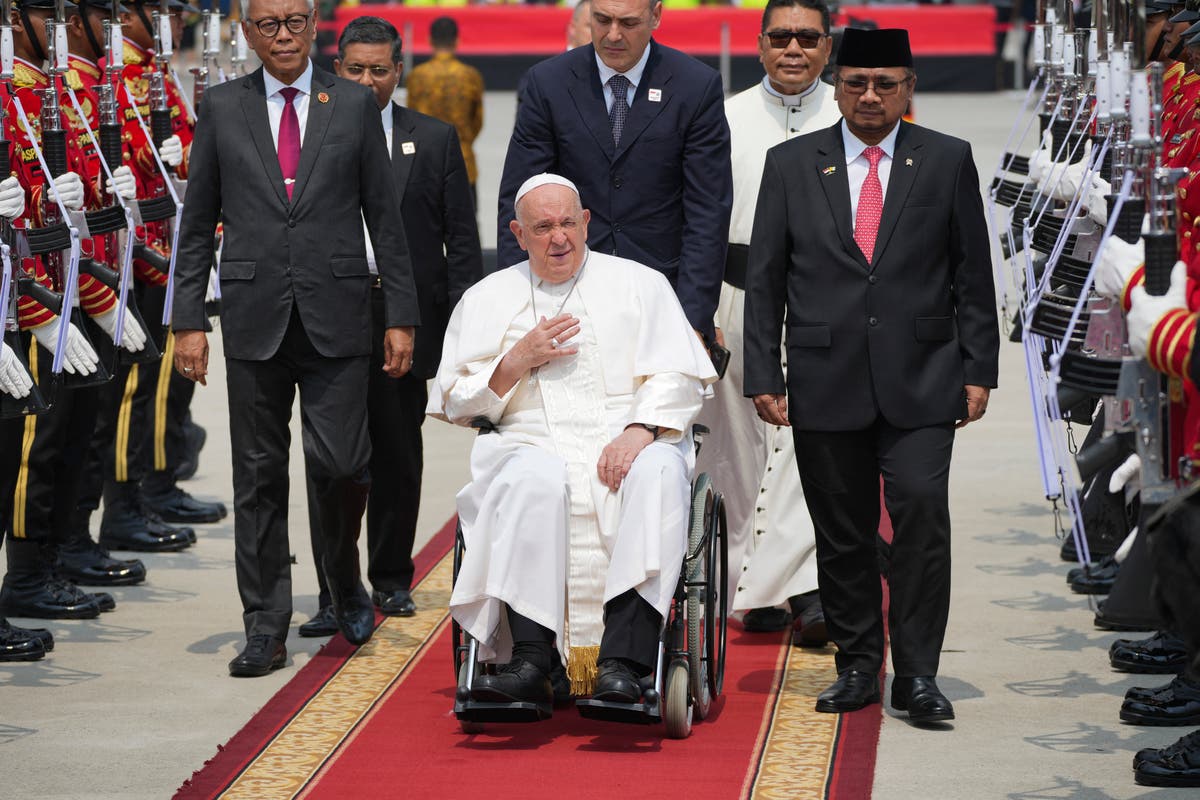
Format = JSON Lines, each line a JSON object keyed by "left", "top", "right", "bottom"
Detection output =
{"left": 696, "top": 0, "right": 840, "bottom": 649}
{"left": 743, "top": 28, "right": 999, "bottom": 723}
{"left": 171, "top": 0, "right": 420, "bottom": 677}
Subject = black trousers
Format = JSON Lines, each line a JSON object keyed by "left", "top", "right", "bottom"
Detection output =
{"left": 307, "top": 289, "right": 423, "bottom": 607}
{"left": 793, "top": 418, "right": 955, "bottom": 678}
{"left": 228, "top": 308, "right": 371, "bottom": 640}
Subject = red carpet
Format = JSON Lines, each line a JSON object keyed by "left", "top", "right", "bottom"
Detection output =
{"left": 176, "top": 512, "right": 889, "bottom": 799}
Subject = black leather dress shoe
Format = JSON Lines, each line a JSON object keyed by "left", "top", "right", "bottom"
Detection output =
{"left": 1069, "top": 556, "right": 1120, "bottom": 594}
{"left": 229, "top": 634, "right": 287, "bottom": 677}
{"left": 1136, "top": 729, "right": 1200, "bottom": 786}
{"left": 331, "top": 586, "right": 376, "bottom": 646}
{"left": 742, "top": 607, "right": 792, "bottom": 632}
{"left": 592, "top": 659, "right": 643, "bottom": 703}
{"left": 1135, "top": 729, "right": 1200, "bottom": 769}
{"left": 89, "top": 591, "right": 116, "bottom": 612}
{"left": 0, "top": 578, "right": 101, "bottom": 619}
{"left": 144, "top": 485, "right": 227, "bottom": 525}
{"left": 100, "top": 488, "right": 196, "bottom": 550}
{"left": 815, "top": 670, "right": 880, "bottom": 713}
{"left": 298, "top": 605, "right": 338, "bottom": 638}
{"left": 4, "top": 620, "right": 53, "bottom": 652}
{"left": 470, "top": 657, "right": 553, "bottom": 707}
{"left": 372, "top": 589, "right": 416, "bottom": 617}
{"left": 1111, "top": 630, "right": 1188, "bottom": 674}
{"left": 891, "top": 676, "right": 955, "bottom": 722}
{"left": 0, "top": 618, "right": 46, "bottom": 662}
{"left": 1127, "top": 676, "right": 1180, "bottom": 704}
{"left": 1121, "top": 675, "right": 1200, "bottom": 725}
{"left": 792, "top": 602, "right": 828, "bottom": 648}
{"left": 57, "top": 538, "right": 146, "bottom": 587}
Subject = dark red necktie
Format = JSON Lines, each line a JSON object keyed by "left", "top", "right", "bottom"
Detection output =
{"left": 854, "top": 145, "right": 885, "bottom": 264}
{"left": 278, "top": 87, "right": 300, "bottom": 200}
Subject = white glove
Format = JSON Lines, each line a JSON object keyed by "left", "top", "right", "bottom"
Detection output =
{"left": 29, "top": 314, "right": 99, "bottom": 374}
{"left": 1109, "top": 453, "right": 1142, "bottom": 494}
{"left": 158, "top": 135, "right": 183, "bottom": 167}
{"left": 51, "top": 172, "right": 85, "bottom": 212}
{"left": 0, "top": 176, "right": 26, "bottom": 220}
{"left": 0, "top": 341, "right": 33, "bottom": 398}
{"left": 105, "top": 165, "right": 138, "bottom": 202}
{"left": 1083, "top": 176, "right": 1112, "bottom": 226}
{"left": 1094, "top": 236, "right": 1145, "bottom": 299}
{"left": 1027, "top": 139, "right": 1055, "bottom": 187}
{"left": 90, "top": 306, "right": 147, "bottom": 353}
{"left": 1047, "top": 140, "right": 1093, "bottom": 202}
{"left": 1127, "top": 260, "right": 1188, "bottom": 358}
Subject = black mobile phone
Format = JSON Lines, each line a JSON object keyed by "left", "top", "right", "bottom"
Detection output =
{"left": 709, "top": 343, "right": 731, "bottom": 380}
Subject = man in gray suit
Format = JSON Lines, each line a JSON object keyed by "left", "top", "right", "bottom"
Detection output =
{"left": 171, "top": 0, "right": 420, "bottom": 677}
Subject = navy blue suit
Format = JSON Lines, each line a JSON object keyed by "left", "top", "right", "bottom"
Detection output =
{"left": 498, "top": 41, "right": 732, "bottom": 339}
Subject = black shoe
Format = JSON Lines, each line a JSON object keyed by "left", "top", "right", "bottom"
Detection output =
{"left": 1135, "top": 729, "right": 1200, "bottom": 786}
{"left": 891, "top": 676, "right": 955, "bottom": 722}
{"left": 1067, "top": 555, "right": 1118, "bottom": 584}
{"left": 298, "top": 605, "right": 338, "bottom": 638}
{"left": 548, "top": 659, "right": 571, "bottom": 706}
{"left": 1121, "top": 675, "right": 1200, "bottom": 726}
{"left": 174, "top": 420, "right": 206, "bottom": 482}
{"left": 0, "top": 618, "right": 47, "bottom": 662}
{"left": 792, "top": 602, "right": 828, "bottom": 648}
{"left": 592, "top": 659, "right": 643, "bottom": 703}
{"left": 372, "top": 589, "right": 416, "bottom": 617}
{"left": 815, "top": 669, "right": 880, "bottom": 713}
{"left": 1111, "top": 630, "right": 1189, "bottom": 674}
{"left": 139, "top": 503, "right": 198, "bottom": 543}
{"left": 89, "top": 591, "right": 116, "bottom": 613}
{"left": 1069, "top": 556, "right": 1120, "bottom": 594}
{"left": 331, "top": 584, "right": 375, "bottom": 646}
{"left": 228, "top": 634, "right": 286, "bottom": 677}
{"left": 144, "top": 484, "right": 226, "bottom": 525}
{"left": 100, "top": 491, "right": 193, "bottom": 552}
{"left": 0, "top": 578, "right": 102, "bottom": 619}
{"left": 1127, "top": 676, "right": 1185, "bottom": 704}
{"left": 57, "top": 538, "right": 146, "bottom": 587}
{"left": 5, "top": 621, "right": 53, "bottom": 652}
{"left": 470, "top": 657, "right": 553, "bottom": 706}
{"left": 742, "top": 607, "right": 791, "bottom": 632}
{"left": 1135, "top": 729, "right": 1200, "bottom": 769}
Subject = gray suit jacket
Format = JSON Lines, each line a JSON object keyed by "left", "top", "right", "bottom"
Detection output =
{"left": 173, "top": 65, "right": 420, "bottom": 360}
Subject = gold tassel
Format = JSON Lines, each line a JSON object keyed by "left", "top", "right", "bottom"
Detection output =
{"left": 567, "top": 645, "right": 601, "bottom": 696}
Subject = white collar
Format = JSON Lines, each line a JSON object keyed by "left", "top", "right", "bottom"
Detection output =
{"left": 263, "top": 59, "right": 314, "bottom": 99}
{"left": 761, "top": 75, "right": 821, "bottom": 107}
{"left": 595, "top": 43, "right": 651, "bottom": 91}
{"left": 842, "top": 118, "right": 900, "bottom": 164}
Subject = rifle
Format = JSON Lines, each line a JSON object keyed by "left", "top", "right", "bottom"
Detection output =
{"left": 229, "top": 8, "right": 247, "bottom": 78}
{"left": 190, "top": 7, "right": 219, "bottom": 109}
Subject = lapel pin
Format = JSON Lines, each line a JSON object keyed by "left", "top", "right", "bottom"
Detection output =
{"left": 905, "top": 158, "right": 913, "bottom": 166}
{"left": 648, "top": 88, "right": 662, "bottom": 103}
{"left": 317, "top": 92, "right": 330, "bottom": 104}
{"left": 822, "top": 165, "right": 837, "bottom": 175}
{"left": 401, "top": 141, "right": 416, "bottom": 155}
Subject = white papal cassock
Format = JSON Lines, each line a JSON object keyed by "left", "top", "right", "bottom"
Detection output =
{"left": 695, "top": 76, "right": 842, "bottom": 611}
{"left": 427, "top": 251, "right": 717, "bottom": 686}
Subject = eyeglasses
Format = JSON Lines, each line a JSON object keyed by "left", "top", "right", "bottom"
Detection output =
{"left": 763, "top": 29, "right": 825, "bottom": 50}
{"left": 248, "top": 13, "right": 310, "bottom": 38}
{"left": 340, "top": 64, "right": 395, "bottom": 78}
{"left": 838, "top": 76, "right": 911, "bottom": 96}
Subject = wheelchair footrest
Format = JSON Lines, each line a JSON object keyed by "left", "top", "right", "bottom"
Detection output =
{"left": 454, "top": 697, "right": 551, "bottom": 723}
{"left": 575, "top": 697, "right": 662, "bottom": 725}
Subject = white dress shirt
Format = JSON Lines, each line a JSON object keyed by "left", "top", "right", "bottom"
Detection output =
{"left": 595, "top": 45, "right": 651, "bottom": 112}
{"left": 843, "top": 118, "right": 900, "bottom": 221}
{"left": 263, "top": 60, "right": 314, "bottom": 150}
{"left": 366, "top": 103, "right": 395, "bottom": 275}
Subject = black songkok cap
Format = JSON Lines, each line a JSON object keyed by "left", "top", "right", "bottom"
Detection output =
{"left": 836, "top": 28, "right": 914, "bottom": 69}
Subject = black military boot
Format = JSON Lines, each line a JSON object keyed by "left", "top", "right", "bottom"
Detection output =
{"left": 142, "top": 470, "right": 226, "bottom": 525}
{"left": 1068, "top": 555, "right": 1120, "bottom": 594}
{"left": 1135, "top": 729, "right": 1200, "bottom": 786}
{"left": 0, "top": 618, "right": 45, "bottom": 662}
{"left": 0, "top": 540, "right": 101, "bottom": 619}
{"left": 1111, "top": 630, "right": 1189, "bottom": 674}
{"left": 58, "top": 514, "right": 147, "bottom": 586}
{"left": 99, "top": 481, "right": 192, "bottom": 552}
{"left": 1121, "top": 674, "right": 1200, "bottom": 726}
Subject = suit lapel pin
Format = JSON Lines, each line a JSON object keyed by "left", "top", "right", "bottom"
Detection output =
{"left": 401, "top": 141, "right": 416, "bottom": 155}
{"left": 317, "top": 92, "right": 330, "bottom": 104}
{"left": 822, "top": 165, "right": 837, "bottom": 175}
{"left": 905, "top": 158, "right": 913, "bottom": 166}
{"left": 648, "top": 88, "right": 662, "bottom": 103}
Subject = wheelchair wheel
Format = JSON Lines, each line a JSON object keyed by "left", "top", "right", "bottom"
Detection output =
{"left": 451, "top": 523, "right": 466, "bottom": 680}
{"left": 686, "top": 474, "right": 714, "bottom": 720}
{"left": 663, "top": 660, "right": 692, "bottom": 739}
{"left": 706, "top": 493, "right": 728, "bottom": 699}
{"left": 457, "top": 658, "right": 485, "bottom": 734}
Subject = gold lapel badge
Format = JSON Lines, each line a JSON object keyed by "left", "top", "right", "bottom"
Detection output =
{"left": 318, "top": 92, "right": 330, "bottom": 104}
{"left": 905, "top": 158, "right": 913, "bottom": 166}
{"left": 822, "top": 165, "right": 837, "bottom": 175}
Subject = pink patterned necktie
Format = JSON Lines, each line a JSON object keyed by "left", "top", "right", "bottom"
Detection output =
{"left": 277, "top": 87, "right": 300, "bottom": 200}
{"left": 854, "top": 145, "right": 885, "bottom": 264}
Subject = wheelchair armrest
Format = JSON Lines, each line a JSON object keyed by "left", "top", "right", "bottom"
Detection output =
{"left": 470, "top": 416, "right": 498, "bottom": 435}
{"left": 691, "top": 424, "right": 709, "bottom": 456}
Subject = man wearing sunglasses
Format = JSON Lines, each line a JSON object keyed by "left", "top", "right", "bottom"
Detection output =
{"left": 744, "top": 28, "right": 998, "bottom": 723}
{"left": 696, "top": 0, "right": 839, "bottom": 649}
{"left": 171, "top": 0, "right": 420, "bottom": 677}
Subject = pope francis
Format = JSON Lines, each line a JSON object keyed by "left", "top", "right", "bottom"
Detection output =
{"left": 428, "top": 174, "right": 717, "bottom": 714}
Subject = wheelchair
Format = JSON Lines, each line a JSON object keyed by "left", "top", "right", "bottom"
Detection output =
{"left": 451, "top": 424, "right": 729, "bottom": 739}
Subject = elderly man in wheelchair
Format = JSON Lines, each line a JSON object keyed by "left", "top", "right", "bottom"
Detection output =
{"left": 427, "top": 174, "right": 719, "bottom": 723}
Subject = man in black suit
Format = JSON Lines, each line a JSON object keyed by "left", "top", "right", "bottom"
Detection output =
{"left": 298, "top": 16, "right": 482, "bottom": 637}
{"left": 497, "top": 0, "right": 731, "bottom": 342}
{"left": 743, "top": 28, "right": 999, "bottom": 722}
{"left": 171, "top": 0, "right": 420, "bottom": 677}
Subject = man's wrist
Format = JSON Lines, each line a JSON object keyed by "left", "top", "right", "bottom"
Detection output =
{"left": 625, "top": 422, "right": 660, "bottom": 440}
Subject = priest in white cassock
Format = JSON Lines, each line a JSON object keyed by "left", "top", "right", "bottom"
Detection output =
{"left": 428, "top": 174, "right": 717, "bottom": 714}
{"left": 696, "top": 0, "right": 840, "bottom": 644}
